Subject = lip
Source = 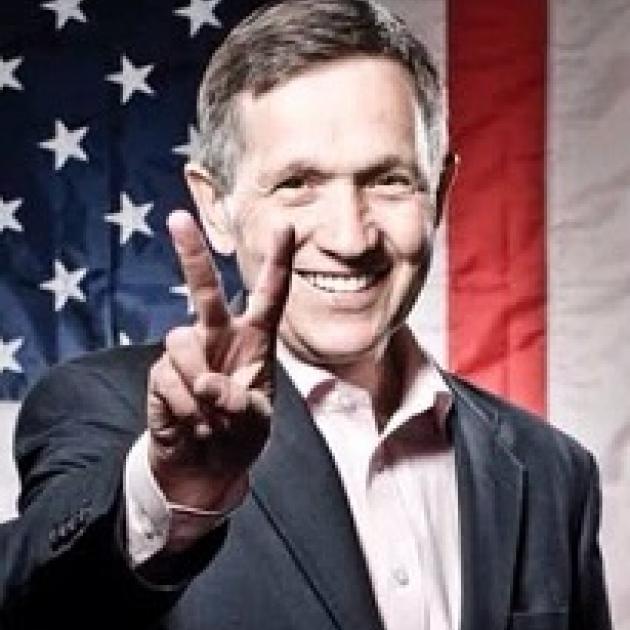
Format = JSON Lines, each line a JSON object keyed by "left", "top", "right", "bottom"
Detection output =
{"left": 293, "top": 264, "right": 390, "bottom": 278}
{"left": 293, "top": 267, "right": 389, "bottom": 310}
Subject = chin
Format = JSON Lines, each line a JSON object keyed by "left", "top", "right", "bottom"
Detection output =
{"left": 289, "top": 324, "right": 388, "bottom": 367}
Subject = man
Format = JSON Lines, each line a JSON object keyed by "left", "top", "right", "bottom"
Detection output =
{"left": 0, "top": 1, "right": 612, "bottom": 629}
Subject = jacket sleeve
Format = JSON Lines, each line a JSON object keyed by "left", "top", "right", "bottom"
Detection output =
{"left": 0, "top": 350, "right": 224, "bottom": 629}
{"left": 572, "top": 452, "right": 613, "bottom": 630}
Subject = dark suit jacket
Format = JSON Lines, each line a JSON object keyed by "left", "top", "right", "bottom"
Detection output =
{"left": 0, "top": 344, "right": 612, "bottom": 630}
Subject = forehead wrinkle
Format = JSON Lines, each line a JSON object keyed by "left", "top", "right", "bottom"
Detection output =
{"left": 234, "top": 58, "right": 433, "bottom": 192}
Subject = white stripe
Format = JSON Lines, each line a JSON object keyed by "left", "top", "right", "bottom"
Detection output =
{"left": 0, "top": 402, "right": 20, "bottom": 522}
{"left": 548, "top": 2, "right": 630, "bottom": 626}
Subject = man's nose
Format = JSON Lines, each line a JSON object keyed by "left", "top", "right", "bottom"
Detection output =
{"left": 315, "top": 183, "right": 377, "bottom": 257}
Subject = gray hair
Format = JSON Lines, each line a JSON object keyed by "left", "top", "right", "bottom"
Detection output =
{"left": 196, "top": 0, "right": 447, "bottom": 197}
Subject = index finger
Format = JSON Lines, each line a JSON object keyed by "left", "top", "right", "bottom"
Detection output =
{"left": 167, "top": 210, "right": 229, "bottom": 328}
{"left": 246, "top": 224, "right": 295, "bottom": 332}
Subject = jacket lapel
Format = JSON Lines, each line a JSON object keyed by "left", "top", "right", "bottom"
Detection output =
{"left": 250, "top": 365, "right": 524, "bottom": 630}
{"left": 447, "top": 377, "right": 524, "bottom": 630}
{"left": 251, "top": 365, "right": 384, "bottom": 630}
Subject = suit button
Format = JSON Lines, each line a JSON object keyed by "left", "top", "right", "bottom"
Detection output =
{"left": 77, "top": 506, "right": 90, "bottom": 523}
{"left": 59, "top": 522, "right": 71, "bottom": 538}
{"left": 69, "top": 510, "right": 87, "bottom": 531}
{"left": 49, "top": 527, "right": 59, "bottom": 545}
{"left": 49, "top": 524, "right": 67, "bottom": 550}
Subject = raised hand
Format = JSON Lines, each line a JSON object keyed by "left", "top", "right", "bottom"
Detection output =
{"left": 146, "top": 210, "right": 295, "bottom": 512}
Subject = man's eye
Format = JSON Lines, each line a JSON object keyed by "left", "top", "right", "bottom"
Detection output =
{"left": 270, "top": 175, "right": 317, "bottom": 206}
{"left": 276, "top": 176, "right": 308, "bottom": 190}
{"left": 372, "top": 173, "right": 415, "bottom": 192}
{"left": 380, "top": 174, "right": 410, "bottom": 185}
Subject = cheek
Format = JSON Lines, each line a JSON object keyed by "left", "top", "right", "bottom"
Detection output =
{"left": 381, "top": 207, "right": 434, "bottom": 262}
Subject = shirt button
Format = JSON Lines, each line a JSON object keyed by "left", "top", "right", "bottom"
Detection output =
{"left": 392, "top": 566, "right": 410, "bottom": 586}
{"left": 337, "top": 392, "right": 356, "bottom": 412}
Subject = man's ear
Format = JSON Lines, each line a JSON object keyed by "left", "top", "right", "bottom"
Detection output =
{"left": 434, "top": 151, "right": 459, "bottom": 227}
{"left": 184, "top": 162, "right": 235, "bottom": 255}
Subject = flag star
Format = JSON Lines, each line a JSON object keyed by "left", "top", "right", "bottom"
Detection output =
{"left": 170, "top": 284, "right": 195, "bottom": 314}
{"left": 41, "top": 0, "right": 87, "bottom": 30}
{"left": 174, "top": 0, "right": 222, "bottom": 37}
{"left": 0, "top": 197, "right": 23, "bottom": 234}
{"left": 0, "top": 56, "right": 24, "bottom": 92}
{"left": 172, "top": 125, "right": 202, "bottom": 161}
{"left": 106, "top": 55, "right": 154, "bottom": 104}
{"left": 40, "top": 259, "right": 87, "bottom": 312}
{"left": 0, "top": 337, "right": 24, "bottom": 374}
{"left": 118, "top": 331, "right": 132, "bottom": 346}
{"left": 104, "top": 192, "right": 154, "bottom": 244}
{"left": 38, "top": 119, "right": 89, "bottom": 170}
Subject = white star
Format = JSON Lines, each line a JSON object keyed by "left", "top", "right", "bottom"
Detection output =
{"left": 40, "top": 259, "right": 87, "bottom": 312}
{"left": 170, "top": 284, "right": 195, "bottom": 314}
{"left": 106, "top": 55, "right": 154, "bottom": 104}
{"left": 0, "top": 57, "right": 23, "bottom": 92}
{"left": 118, "top": 331, "right": 132, "bottom": 346}
{"left": 174, "top": 0, "right": 222, "bottom": 37}
{"left": 104, "top": 192, "right": 154, "bottom": 244}
{"left": 38, "top": 119, "right": 89, "bottom": 170}
{"left": 41, "top": 0, "right": 87, "bottom": 30}
{"left": 172, "top": 125, "right": 203, "bottom": 161}
{"left": 0, "top": 337, "right": 24, "bottom": 374}
{"left": 0, "top": 197, "right": 23, "bottom": 234}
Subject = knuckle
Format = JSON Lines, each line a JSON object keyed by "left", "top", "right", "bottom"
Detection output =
{"left": 164, "top": 325, "right": 193, "bottom": 352}
{"left": 193, "top": 371, "right": 219, "bottom": 397}
{"left": 185, "top": 245, "right": 210, "bottom": 269}
{"left": 194, "top": 285, "right": 220, "bottom": 308}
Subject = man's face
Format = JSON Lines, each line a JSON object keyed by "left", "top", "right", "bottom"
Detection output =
{"left": 218, "top": 57, "right": 438, "bottom": 367}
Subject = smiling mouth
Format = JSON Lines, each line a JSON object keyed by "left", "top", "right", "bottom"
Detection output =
{"left": 295, "top": 270, "right": 387, "bottom": 293}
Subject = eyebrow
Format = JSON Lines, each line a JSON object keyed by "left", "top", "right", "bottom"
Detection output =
{"left": 258, "top": 162, "right": 324, "bottom": 187}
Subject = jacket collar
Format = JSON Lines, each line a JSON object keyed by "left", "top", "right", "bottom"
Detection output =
{"left": 251, "top": 364, "right": 384, "bottom": 630}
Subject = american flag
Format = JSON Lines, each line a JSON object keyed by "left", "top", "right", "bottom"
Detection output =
{"left": 1, "top": 1, "right": 630, "bottom": 626}
{"left": 0, "top": 0, "right": 267, "bottom": 400}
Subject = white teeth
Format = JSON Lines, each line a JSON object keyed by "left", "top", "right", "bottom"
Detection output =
{"left": 300, "top": 272, "right": 377, "bottom": 292}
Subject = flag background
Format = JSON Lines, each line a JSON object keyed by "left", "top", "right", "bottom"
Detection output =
{"left": 1, "top": 1, "right": 628, "bottom": 627}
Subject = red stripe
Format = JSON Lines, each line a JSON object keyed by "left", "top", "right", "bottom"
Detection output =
{"left": 446, "top": 0, "right": 547, "bottom": 415}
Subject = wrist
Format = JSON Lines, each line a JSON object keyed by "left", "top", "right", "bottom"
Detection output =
{"left": 148, "top": 434, "right": 247, "bottom": 512}
{"left": 164, "top": 475, "right": 248, "bottom": 552}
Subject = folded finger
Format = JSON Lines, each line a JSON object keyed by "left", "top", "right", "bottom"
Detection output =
{"left": 148, "top": 355, "right": 203, "bottom": 440}
{"left": 194, "top": 371, "right": 248, "bottom": 418}
{"left": 165, "top": 325, "right": 210, "bottom": 389}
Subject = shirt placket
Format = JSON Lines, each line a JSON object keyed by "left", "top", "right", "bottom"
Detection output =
{"left": 365, "top": 440, "right": 424, "bottom": 630}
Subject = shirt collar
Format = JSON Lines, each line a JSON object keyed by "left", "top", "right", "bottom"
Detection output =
{"left": 276, "top": 339, "right": 336, "bottom": 402}
{"left": 276, "top": 326, "right": 452, "bottom": 435}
